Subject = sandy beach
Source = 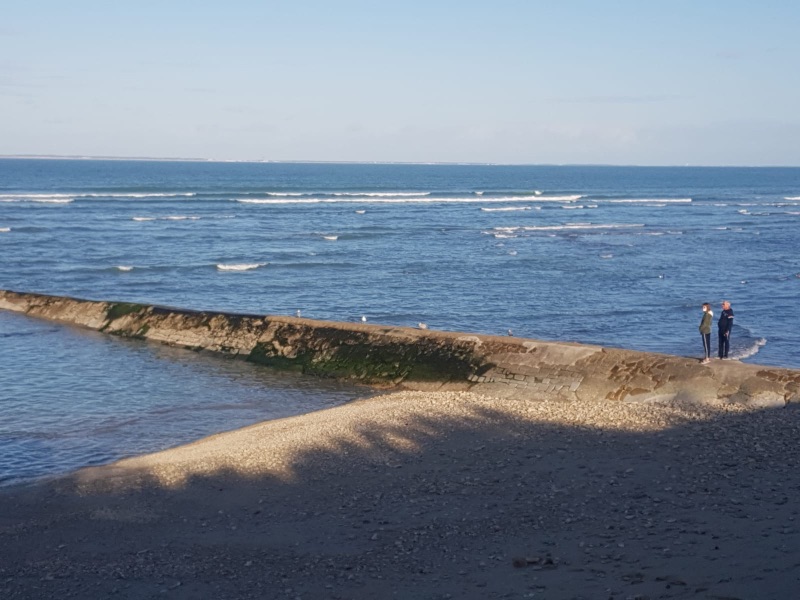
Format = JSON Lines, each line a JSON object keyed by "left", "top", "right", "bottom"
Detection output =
{"left": 2, "top": 390, "right": 799, "bottom": 599}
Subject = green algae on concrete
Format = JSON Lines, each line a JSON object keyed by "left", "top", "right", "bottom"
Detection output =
{"left": 105, "top": 302, "right": 147, "bottom": 322}
{"left": 248, "top": 325, "right": 481, "bottom": 385}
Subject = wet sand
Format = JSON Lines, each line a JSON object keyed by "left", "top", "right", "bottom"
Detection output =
{"left": 2, "top": 391, "right": 799, "bottom": 599}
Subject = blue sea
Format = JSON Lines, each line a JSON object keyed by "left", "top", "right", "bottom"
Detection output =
{"left": 1, "top": 159, "right": 799, "bottom": 485}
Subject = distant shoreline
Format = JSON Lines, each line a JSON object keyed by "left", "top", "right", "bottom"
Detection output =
{"left": 2, "top": 155, "right": 798, "bottom": 168}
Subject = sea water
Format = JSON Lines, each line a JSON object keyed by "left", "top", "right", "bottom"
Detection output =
{"left": 1, "top": 159, "right": 799, "bottom": 484}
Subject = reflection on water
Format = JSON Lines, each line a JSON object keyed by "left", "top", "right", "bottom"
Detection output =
{"left": 0, "top": 311, "right": 369, "bottom": 486}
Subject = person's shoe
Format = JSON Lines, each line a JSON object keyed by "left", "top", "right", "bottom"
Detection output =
{"left": 701, "top": 358, "right": 711, "bottom": 364}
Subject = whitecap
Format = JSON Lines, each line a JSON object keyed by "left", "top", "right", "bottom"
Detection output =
{"left": 730, "top": 338, "right": 767, "bottom": 360}
{"left": 492, "top": 223, "right": 644, "bottom": 233}
{"left": 0, "top": 227, "right": 10, "bottom": 232}
{"left": 216, "top": 263, "right": 266, "bottom": 271}
{"left": 600, "top": 253, "right": 614, "bottom": 259}
{"left": 116, "top": 265, "right": 134, "bottom": 272}
{"left": 0, "top": 195, "right": 74, "bottom": 204}
{"left": 785, "top": 196, "right": 800, "bottom": 200}
{"left": 80, "top": 192, "right": 196, "bottom": 198}
{"left": 606, "top": 198, "right": 692, "bottom": 204}
{"left": 132, "top": 217, "right": 156, "bottom": 221}
{"left": 331, "top": 192, "right": 431, "bottom": 197}
{"left": 236, "top": 194, "right": 581, "bottom": 205}
{"left": 323, "top": 235, "right": 339, "bottom": 241}
{"left": 164, "top": 216, "right": 200, "bottom": 221}
{"left": 480, "top": 206, "right": 531, "bottom": 212}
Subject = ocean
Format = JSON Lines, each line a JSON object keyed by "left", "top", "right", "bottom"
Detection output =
{"left": 1, "top": 159, "right": 799, "bottom": 485}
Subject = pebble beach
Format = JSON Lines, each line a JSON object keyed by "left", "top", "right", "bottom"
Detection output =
{"left": 2, "top": 390, "right": 799, "bottom": 599}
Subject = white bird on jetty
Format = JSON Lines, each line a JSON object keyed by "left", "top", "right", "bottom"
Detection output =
{"left": 296, "top": 309, "right": 302, "bottom": 318}
{"left": 361, "top": 315, "right": 367, "bottom": 322}
{"left": 507, "top": 329, "right": 513, "bottom": 336}
{"left": 418, "top": 322, "right": 428, "bottom": 330}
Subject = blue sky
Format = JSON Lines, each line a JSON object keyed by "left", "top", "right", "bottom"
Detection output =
{"left": 2, "top": 1, "right": 799, "bottom": 165}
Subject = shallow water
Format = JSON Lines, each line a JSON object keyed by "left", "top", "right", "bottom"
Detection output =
{"left": 0, "top": 310, "right": 368, "bottom": 486}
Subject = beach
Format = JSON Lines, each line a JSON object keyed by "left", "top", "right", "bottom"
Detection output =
{"left": 2, "top": 390, "right": 799, "bottom": 599}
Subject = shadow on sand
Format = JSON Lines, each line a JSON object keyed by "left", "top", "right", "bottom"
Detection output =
{"left": 2, "top": 397, "right": 799, "bottom": 600}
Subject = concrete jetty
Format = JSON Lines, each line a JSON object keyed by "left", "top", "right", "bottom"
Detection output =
{"left": 2, "top": 289, "right": 798, "bottom": 407}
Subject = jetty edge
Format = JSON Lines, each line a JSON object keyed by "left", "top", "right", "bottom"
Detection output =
{"left": 2, "top": 289, "right": 798, "bottom": 407}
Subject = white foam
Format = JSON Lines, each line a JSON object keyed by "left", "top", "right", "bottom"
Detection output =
{"left": 0, "top": 194, "right": 74, "bottom": 204}
{"left": 132, "top": 217, "right": 156, "bottom": 221}
{"left": 323, "top": 235, "right": 339, "bottom": 241}
{"left": 492, "top": 223, "right": 644, "bottom": 233}
{"left": 480, "top": 206, "right": 531, "bottom": 212}
{"left": 331, "top": 192, "right": 431, "bottom": 197}
{"left": 600, "top": 253, "right": 614, "bottom": 259}
{"left": 562, "top": 205, "right": 585, "bottom": 210}
{"left": 737, "top": 209, "right": 750, "bottom": 215}
{"left": 730, "top": 338, "right": 767, "bottom": 360}
{"left": 785, "top": 196, "right": 800, "bottom": 200}
{"left": 80, "top": 192, "right": 196, "bottom": 198}
{"left": 163, "top": 216, "right": 200, "bottom": 221}
{"left": 355, "top": 210, "right": 366, "bottom": 214}
{"left": 606, "top": 198, "right": 692, "bottom": 203}
{"left": 235, "top": 194, "right": 581, "bottom": 205}
{"left": 116, "top": 265, "right": 134, "bottom": 272}
{"left": 216, "top": 263, "right": 266, "bottom": 271}
{"left": 0, "top": 227, "right": 10, "bottom": 232}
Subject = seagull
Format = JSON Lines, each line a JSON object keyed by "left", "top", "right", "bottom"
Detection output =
{"left": 418, "top": 322, "right": 428, "bottom": 330}
{"left": 507, "top": 329, "right": 513, "bottom": 336}
{"left": 296, "top": 309, "right": 302, "bottom": 318}
{"left": 361, "top": 315, "right": 367, "bottom": 323}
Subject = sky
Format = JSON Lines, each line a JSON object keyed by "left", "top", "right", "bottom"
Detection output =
{"left": 2, "top": 1, "right": 799, "bottom": 165}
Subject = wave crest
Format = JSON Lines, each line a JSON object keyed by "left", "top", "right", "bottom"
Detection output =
{"left": 216, "top": 263, "right": 266, "bottom": 271}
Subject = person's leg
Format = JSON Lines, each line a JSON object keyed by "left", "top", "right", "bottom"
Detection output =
{"left": 718, "top": 332, "right": 725, "bottom": 359}
{"left": 723, "top": 333, "right": 730, "bottom": 358}
{"left": 702, "top": 333, "right": 710, "bottom": 360}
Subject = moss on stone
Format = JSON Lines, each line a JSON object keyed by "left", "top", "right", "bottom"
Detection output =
{"left": 247, "top": 333, "right": 478, "bottom": 385}
{"left": 106, "top": 302, "right": 146, "bottom": 321}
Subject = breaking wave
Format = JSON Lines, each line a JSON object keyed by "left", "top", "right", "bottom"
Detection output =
{"left": 480, "top": 206, "right": 532, "bottom": 212}
{"left": 236, "top": 194, "right": 582, "bottom": 205}
{"left": 0, "top": 194, "right": 74, "bottom": 204}
{"left": 216, "top": 263, "right": 267, "bottom": 271}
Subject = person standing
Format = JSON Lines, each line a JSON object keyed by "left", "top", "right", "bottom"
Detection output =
{"left": 699, "top": 303, "right": 713, "bottom": 363}
{"left": 718, "top": 300, "right": 734, "bottom": 359}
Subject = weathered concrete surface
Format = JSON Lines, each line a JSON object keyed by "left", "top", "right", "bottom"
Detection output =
{"left": 2, "top": 289, "right": 799, "bottom": 406}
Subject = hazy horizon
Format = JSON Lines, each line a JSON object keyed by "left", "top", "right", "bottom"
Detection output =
{"left": 3, "top": 2, "right": 799, "bottom": 166}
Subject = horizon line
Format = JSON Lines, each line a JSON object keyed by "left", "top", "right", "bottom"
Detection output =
{"left": 1, "top": 154, "right": 798, "bottom": 169}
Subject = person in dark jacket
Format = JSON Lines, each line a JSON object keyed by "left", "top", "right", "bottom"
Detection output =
{"left": 718, "top": 300, "right": 734, "bottom": 359}
{"left": 699, "top": 303, "right": 713, "bottom": 363}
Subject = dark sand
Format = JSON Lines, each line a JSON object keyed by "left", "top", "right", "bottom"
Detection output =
{"left": 2, "top": 391, "right": 799, "bottom": 599}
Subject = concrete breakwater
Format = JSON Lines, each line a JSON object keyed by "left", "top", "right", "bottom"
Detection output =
{"left": 2, "top": 289, "right": 799, "bottom": 407}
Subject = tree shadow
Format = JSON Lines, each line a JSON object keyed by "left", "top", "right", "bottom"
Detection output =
{"left": 2, "top": 396, "right": 799, "bottom": 600}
